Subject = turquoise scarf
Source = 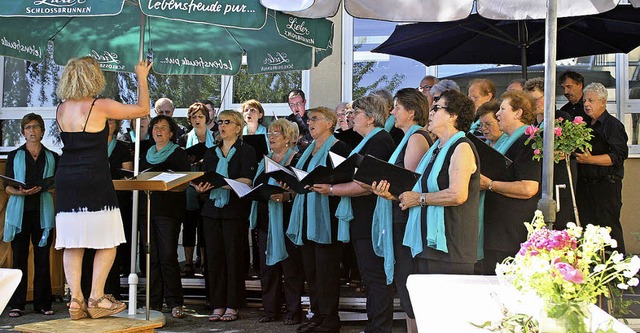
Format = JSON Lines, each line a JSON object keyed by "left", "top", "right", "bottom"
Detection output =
{"left": 249, "top": 149, "right": 294, "bottom": 265}
{"left": 107, "top": 138, "right": 117, "bottom": 157}
{"left": 4, "top": 149, "right": 55, "bottom": 247}
{"left": 209, "top": 145, "right": 237, "bottom": 208}
{"left": 243, "top": 124, "right": 267, "bottom": 135}
{"left": 477, "top": 125, "right": 528, "bottom": 260}
{"left": 487, "top": 133, "right": 509, "bottom": 148}
{"left": 146, "top": 141, "right": 179, "bottom": 165}
{"left": 403, "top": 131, "right": 465, "bottom": 257}
{"left": 186, "top": 129, "right": 215, "bottom": 210}
{"left": 469, "top": 119, "right": 481, "bottom": 133}
{"left": 129, "top": 129, "right": 149, "bottom": 143}
{"left": 371, "top": 124, "right": 422, "bottom": 284}
{"left": 286, "top": 135, "right": 336, "bottom": 245}
{"left": 335, "top": 127, "right": 383, "bottom": 242}
{"left": 384, "top": 115, "right": 396, "bottom": 132}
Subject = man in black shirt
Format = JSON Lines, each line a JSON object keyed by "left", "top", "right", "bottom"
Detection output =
{"left": 559, "top": 71, "right": 591, "bottom": 124}
{"left": 285, "top": 89, "right": 311, "bottom": 152}
{"left": 575, "top": 83, "right": 628, "bottom": 253}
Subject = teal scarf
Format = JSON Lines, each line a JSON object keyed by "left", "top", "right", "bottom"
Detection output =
{"left": 487, "top": 133, "right": 509, "bottom": 148}
{"left": 371, "top": 124, "right": 422, "bottom": 284}
{"left": 335, "top": 127, "right": 383, "bottom": 242}
{"left": 209, "top": 145, "right": 237, "bottom": 208}
{"left": 146, "top": 141, "right": 179, "bottom": 165}
{"left": 477, "top": 125, "right": 528, "bottom": 260}
{"left": 129, "top": 129, "right": 149, "bottom": 143}
{"left": 107, "top": 138, "right": 117, "bottom": 157}
{"left": 249, "top": 149, "right": 294, "bottom": 265}
{"left": 469, "top": 119, "right": 481, "bottom": 133}
{"left": 403, "top": 131, "right": 465, "bottom": 257}
{"left": 4, "top": 149, "right": 55, "bottom": 247}
{"left": 243, "top": 124, "right": 267, "bottom": 135}
{"left": 186, "top": 129, "right": 215, "bottom": 210}
{"left": 286, "top": 135, "right": 336, "bottom": 245}
{"left": 384, "top": 115, "right": 396, "bottom": 132}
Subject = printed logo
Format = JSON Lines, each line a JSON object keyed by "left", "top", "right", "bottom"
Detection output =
{"left": 33, "top": 0, "right": 87, "bottom": 7}
{"left": 90, "top": 50, "right": 125, "bottom": 70}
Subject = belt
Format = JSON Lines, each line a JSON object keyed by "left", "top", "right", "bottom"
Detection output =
{"left": 580, "top": 174, "right": 621, "bottom": 184}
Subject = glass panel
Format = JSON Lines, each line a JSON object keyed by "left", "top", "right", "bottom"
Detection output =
{"left": 353, "top": 18, "right": 424, "bottom": 99}
{"left": 629, "top": 46, "right": 640, "bottom": 100}
{"left": 232, "top": 65, "right": 302, "bottom": 104}
{"left": 0, "top": 119, "right": 62, "bottom": 149}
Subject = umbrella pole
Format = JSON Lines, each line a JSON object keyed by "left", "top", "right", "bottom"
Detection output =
{"left": 519, "top": 21, "right": 528, "bottom": 80}
{"left": 538, "top": 0, "right": 558, "bottom": 228}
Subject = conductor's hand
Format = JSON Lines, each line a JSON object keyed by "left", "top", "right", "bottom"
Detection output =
{"left": 192, "top": 181, "right": 213, "bottom": 193}
{"left": 135, "top": 60, "right": 153, "bottom": 79}
{"left": 372, "top": 180, "right": 396, "bottom": 201}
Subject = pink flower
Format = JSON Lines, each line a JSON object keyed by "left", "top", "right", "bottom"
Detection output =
{"left": 525, "top": 125, "right": 539, "bottom": 139}
{"left": 534, "top": 149, "right": 541, "bottom": 155}
{"left": 573, "top": 116, "right": 584, "bottom": 124}
{"left": 557, "top": 117, "right": 564, "bottom": 122}
{"left": 554, "top": 127, "right": 562, "bottom": 137}
{"left": 554, "top": 261, "right": 584, "bottom": 284}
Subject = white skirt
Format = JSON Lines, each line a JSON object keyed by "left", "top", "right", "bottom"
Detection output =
{"left": 54, "top": 207, "right": 126, "bottom": 250}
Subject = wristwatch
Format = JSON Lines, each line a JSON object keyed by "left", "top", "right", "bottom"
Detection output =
{"left": 329, "top": 185, "right": 334, "bottom": 196}
{"left": 419, "top": 193, "right": 427, "bottom": 207}
{"left": 488, "top": 180, "right": 494, "bottom": 192}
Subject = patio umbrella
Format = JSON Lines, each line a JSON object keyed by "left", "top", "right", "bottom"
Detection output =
{"left": 372, "top": 6, "right": 640, "bottom": 79}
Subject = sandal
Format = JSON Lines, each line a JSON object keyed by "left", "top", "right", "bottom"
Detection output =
{"left": 40, "top": 309, "right": 54, "bottom": 315}
{"left": 221, "top": 308, "right": 238, "bottom": 322}
{"left": 171, "top": 306, "right": 185, "bottom": 319}
{"left": 208, "top": 308, "right": 225, "bottom": 322}
{"left": 68, "top": 298, "right": 88, "bottom": 320}
{"left": 88, "top": 294, "right": 126, "bottom": 319}
{"left": 8, "top": 309, "right": 21, "bottom": 318}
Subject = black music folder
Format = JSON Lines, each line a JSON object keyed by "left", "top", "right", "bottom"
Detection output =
{"left": 0, "top": 175, "right": 55, "bottom": 191}
{"left": 225, "top": 178, "right": 285, "bottom": 202}
{"left": 189, "top": 170, "right": 228, "bottom": 188}
{"left": 353, "top": 155, "right": 421, "bottom": 197}
{"left": 466, "top": 133, "right": 513, "bottom": 180}
{"left": 184, "top": 142, "right": 208, "bottom": 164}
{"left": 243, "top": 134, "right": 269, "bottom": 160}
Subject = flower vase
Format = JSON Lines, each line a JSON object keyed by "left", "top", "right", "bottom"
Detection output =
{"left": 539, "top": 300, "right": 592, "bottom": 333}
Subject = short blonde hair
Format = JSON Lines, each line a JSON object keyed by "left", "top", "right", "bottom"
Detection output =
{"left": 218, "top": 109, "right": 245, "bottom": 138}
{"left": 269, "top": 118, "right": 299, "bottom": 147}
{"left": 307, "top": 106, "right": 338, "bottom": 130}
{"left": 56, "top": 56, "right": 106, "bottom": 100}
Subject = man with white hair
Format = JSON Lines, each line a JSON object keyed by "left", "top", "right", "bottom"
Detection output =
{"left": 575, "top": 82, "right": 628, "bottom": 253}
{"left": 154, "top": 97, "right": 187, "bottom": 138}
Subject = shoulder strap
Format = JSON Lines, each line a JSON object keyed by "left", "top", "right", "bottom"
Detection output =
{"left": 82, "top": 98, "right": 99, "bottom": 132}
{"left": 417, "top": 129, "right": 434, "bottom": 147}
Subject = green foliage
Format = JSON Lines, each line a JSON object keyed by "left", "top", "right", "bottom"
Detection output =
{"left": 524, "top": 117, "right": 593, "bottom": 163}
{"left": 232, "top": 66, "right": 301, "bottom": 104}
{"left": 352, "top": 42, "right": 405, "bottom": 99}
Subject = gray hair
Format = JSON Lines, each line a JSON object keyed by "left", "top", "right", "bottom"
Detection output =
{"left": 583, "top": 82, "right": 607, "bottom": 101}
{"left": 431, "top": 79, "right": 460, "bottom": 96}
{"left": 352, "top": 95, "right": 387, "bottom": 128}
{"left": 370, "top": 89, "right": 394, "bottom": 111}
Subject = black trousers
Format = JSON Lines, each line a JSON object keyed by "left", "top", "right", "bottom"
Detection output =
{"left": 415, "top": 258, "right": 475, "bottom": 275}
{"left": 9, "top": 210, "right": 52, "bottom": 312}
{"left": 576, "top": 178, "right": 625, "bottom": 253}
{"left": 183, "top": 208, "right": 203, "bottom": 249}
{"left": 202, "top": 217, "right": 248, "bottom": 310}
{"left": 479, "top": 250, "right": 514, "bottom": 275}
{"left": 301, "top": 240, "right": 343, "bottom": 329}
{"left": 352, "top": 238, "right": 394, "bottom": 333}
{"left": 258, "top": 229, "right": 305, "bottom": 318}
{"left": 393, "top": 222, "right": 417, "bottom": 319}
{"left": 140, "top": 216, "right": 183, "bottom": 309}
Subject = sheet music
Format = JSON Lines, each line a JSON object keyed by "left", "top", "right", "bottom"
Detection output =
{"left": 291, "top": 167, "right": 309, "bottom": 180}
{"left": 225, "top": 178, "right": 253, "bottom": 197}
{"left": 329, "top": 151, "right": 347, "bottom": 168}
{"left": 265, "top": 155, "right": 296, "bottom": 176}
{"left": 148, "top": 172, "right": 186, "bottom": 183}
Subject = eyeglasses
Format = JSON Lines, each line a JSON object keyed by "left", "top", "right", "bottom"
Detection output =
{"left": 307, "top": 116, "right": 327, "bottom": 123}
{"left": 432, "top": 95, "right": 441, "bottom": 103}
{"left": 431, "top": 105, "right": 449, "bottom": 113}
{"left": 267, "top": 131, "right": 282, "bottom": 137}
{"left": 24, "top": 124, "right": 41, "bottom": 131}
{"left": 217, "top": 119, "right": 237, "bottom": 126}
{"left": 152, "top": 125, "right": 170, "bottom": 131}
{"left": 418, "top": 84, "right": 432, "bottom": 91}
{"left": 288, "top": 101, "right": 305, "bottom": 108}
{"left": 345, "top": 109, "right": 365, "bottom": 117}
{"left": 336, "top": 112, "right": 347, "bottom": 118}
{"left": 480, "top": 121, "right": 496, "bottom": 128}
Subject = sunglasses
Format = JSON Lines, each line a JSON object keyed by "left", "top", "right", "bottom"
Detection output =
{"left": 217, "top": 119, "right": 237, "bottom": 125}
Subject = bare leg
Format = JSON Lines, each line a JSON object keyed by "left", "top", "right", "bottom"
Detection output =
{"left": 63, "top": 248, "right": 86, "bottom": 309}
{"left": 89, "top": 247, "right": 118, "bottom": 308}
{"left": 184, "top": 247, "right": 194, "bottom": 265}
{"left": 407, "top": 317, "right": 418, "bottom": 333}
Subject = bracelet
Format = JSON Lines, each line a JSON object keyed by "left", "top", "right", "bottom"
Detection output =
{"left": 488, "top": 180, "right": 494, "bottom": 192}
{"left": 329, "top": 185, "right": 334, "bottom": 196}
{"left": 419, "top": 193, "right": 427, "bottom": 207}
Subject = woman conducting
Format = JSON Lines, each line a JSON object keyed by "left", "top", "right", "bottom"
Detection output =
{"left": 286, "top": 107, "right": 350, "bottom": 333}
{"left": 54, "top": 56, "right": 151, "bottom": 319}
{"left": 194, "top": 110, "right": 257, "bottom": 322}
{"left": 5, "top": 113, "right": 59, "bottom": 318}
{"left": 139, "top": 115, "right": 190, "bottom": 318}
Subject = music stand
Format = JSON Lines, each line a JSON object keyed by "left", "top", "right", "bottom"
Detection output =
{"left": 113, "top": 171, "right": 203, "bottom": 320}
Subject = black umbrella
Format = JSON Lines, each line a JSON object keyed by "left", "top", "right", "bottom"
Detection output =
{"left": 372, "top": 6, "right": 640, "bottom": 79}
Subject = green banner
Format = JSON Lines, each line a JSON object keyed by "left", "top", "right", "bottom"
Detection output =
{"left": 139, "top": 0, "right": 267, "bottom": 29}
{"left": 0, "top": 0, "right": 124, "bottom": 17}
{"left": 275, "top": 11, "right": 334, "bottom": 49}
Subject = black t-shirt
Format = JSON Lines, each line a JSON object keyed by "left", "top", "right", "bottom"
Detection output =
{"left": 5, "top": 145, "right": 59, "bottom": 212}
{"left": 349, "top": 130, "right": 395, "bottom": 240}
{"left": 577, "top": 111, "right": 628, "bottom": 180}
{"left": 200, "top": 141, "right": 258, "bottom": 220}
{"left": 109, "top": 140, "right": 133, "bottom": 180}
{"left": 417, "top": 137, "right": 480, "bottom": 263}
{"left": 139, "top": 146, "right": 190, "bottom": 220}
{"left": 483, "top": 134, "right": 541, "bottom": 254}
{"left": 333, "top": 128, "right": 363, "bottom": 150}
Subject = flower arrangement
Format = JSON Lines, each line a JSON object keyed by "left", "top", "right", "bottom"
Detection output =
{"left": 524, "top": 116, "right": 593, "bottom": 163}
{"left": 496, "top": 211, "right": 640, "bottom": 332}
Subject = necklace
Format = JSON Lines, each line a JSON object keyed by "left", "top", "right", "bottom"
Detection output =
{"left": 27, "top": 147, "right": 41, "bottom": 159}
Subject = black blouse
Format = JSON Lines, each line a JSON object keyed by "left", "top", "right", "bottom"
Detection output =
{"left": 139, "top": 146, "right": 190, "bottom": 220}
{"left": 5, "top": 145, "right": 59, "bottom": 213}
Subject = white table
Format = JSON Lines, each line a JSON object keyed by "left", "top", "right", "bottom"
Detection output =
{"left": 407, "top": 274, "right": 634, "bottom": 332}
{"left": 0, "top": 268, "right": 22, "bottom": 315}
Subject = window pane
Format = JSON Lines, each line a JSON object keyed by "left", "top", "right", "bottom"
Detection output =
{"left": 232, "top": 66, "right": 301, "bottom": 104}
{"left": 353, "top": 18, "right": 424, "bottom": 99}
{"left": 629, "top": 46, "right": 640, "bottom": 100}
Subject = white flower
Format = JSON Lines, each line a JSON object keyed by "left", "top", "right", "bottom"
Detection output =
{"left": 611, "top": 253, "right": 624, "bottom": 263}
{"left": 610, "top": 239, "right": 618, "bottom": 249}
{"left": 628, "top": 278, "right": 639, "bottom": 287}
{"left": 593, "top": 264, "right": 606, "bottom": 273}
{"left": 628, "top": 256, "right": 640, "bottom": 275}
{"left": 566, "top": 222, "right": 576, "bottom": 229}
{"left": 617, "top": 283, "right": 629, "bottom": 290}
